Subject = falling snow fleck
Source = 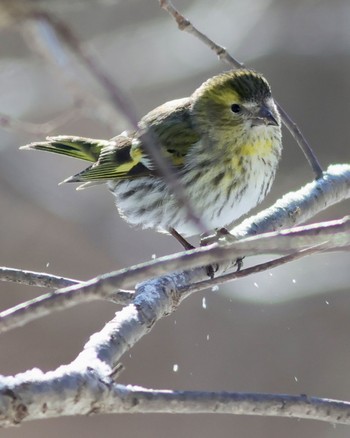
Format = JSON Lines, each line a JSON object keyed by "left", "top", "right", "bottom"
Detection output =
{"left": 269, "top": 272, "right": 273, "bottom": 277}
{"left": 202, "top": 297, "right": 207, "bottom": 309}
{"left": 46, "top": 262, "right": 50, "bottom": 268}
{"left": 173, "top": 364, "right": 179, "bottom": 372}
{"left": 253, "top": 282, "right": 259, "bottom": 288}
{"left": 292, "top": 279, "right": 296, "bottom": 284}
{"left": 294, "top": 376, "right": 298, "bottom": 382}
{"left": 206, "top": 334, "right": 210, "bottom": 341}
{"left": 325, "top": 300, "right": 330, "bottom": 305}
{"left": 151, "top": 254, "right": 157, "bottom": 259}
{"left": 211, "top": 285, "right": 219, "bottom": 292}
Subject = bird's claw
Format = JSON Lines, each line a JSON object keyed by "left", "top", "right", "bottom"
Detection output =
{"left": 206, "top": 263, "right": 219, "bottom": 279}
{"left": 234, "top": 257, "right": 245, "bottom": 272}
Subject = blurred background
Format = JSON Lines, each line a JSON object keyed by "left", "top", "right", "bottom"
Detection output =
{"left": 0, "top": 0, "right": 350, "bottom": 436}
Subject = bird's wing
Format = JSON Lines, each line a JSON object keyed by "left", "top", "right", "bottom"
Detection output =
{"left": 63, "top": 134, "right": 151, "bottom": 183}
{"left": 21, "top": 98, "right": 199, "bottom": 185}
{"left": 21, "top": 135, "right": 109, "bottom": 162}
{"left": 138, "top": 97, "right": 199, "bottom": 169}
{"left": 67, "top": 97, "right": 200, "bottom": 183}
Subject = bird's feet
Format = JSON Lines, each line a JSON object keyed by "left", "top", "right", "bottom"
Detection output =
{"left": 234, "top": 256, "right": 245, "bottom": 272}
{"left": 169, "top": 227, "right": 195, "bottom": 250}
{"left": 169, "top": 227, "right": 217, "bottom": 279}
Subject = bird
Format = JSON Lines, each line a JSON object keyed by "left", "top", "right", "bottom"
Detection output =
{"left": 21, "top": 69, "right": 282, "bottom": 249}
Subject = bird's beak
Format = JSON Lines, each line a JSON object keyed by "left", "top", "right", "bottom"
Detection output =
{"left": 251, "top": 105, "right": 279, "bottom": 127}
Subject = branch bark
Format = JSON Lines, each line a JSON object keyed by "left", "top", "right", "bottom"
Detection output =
{"left": 2, "top": 374, "right": 350, "bottom": 426}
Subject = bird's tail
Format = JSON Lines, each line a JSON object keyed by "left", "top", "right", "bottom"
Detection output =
{"left": 20, "top": 135, "right": 109, "bottom": 163}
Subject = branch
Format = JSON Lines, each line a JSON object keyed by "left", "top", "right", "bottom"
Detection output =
{"left": 179, "top": 245, "right": 324, "bottom": 295}
{"left": 0, "top": 101, "right": 85, "bottom": 135}
{"left": 1, "top": 372, "right": 350, "bottom": 426}
{"left": 1, "top": 163, "right": 349, "bottom": 334}
{"left": 230, "top": 163, "right": 350, "bottom": 238}
{"left": 0, "top": 267, "right": 79, "bottom": 289}
{"left": 159, "top": 0, "right": 323, "bottom": 179}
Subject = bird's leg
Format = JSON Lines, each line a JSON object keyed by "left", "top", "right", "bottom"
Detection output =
{"left": 169, "top": 227, "right": 194, "bottom": 250}
{"left": 216, "top": 227, "right": 231, "bottom": 238}
{"left": 234, "top": 256, "right": 244, "bottom": 272}
{"left": 169, "top": 228, "right": 216, "bottom": 279}
{"left": 199, "top": 232, "right": 219, "bottom": 279}
{"left": 201, "top": 227, "right": 244, "bottom": 272}
{"left": 215, "top": 228, "right": 244, "bottom": 271}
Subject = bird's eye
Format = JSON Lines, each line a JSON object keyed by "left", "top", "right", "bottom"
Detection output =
{"left": 231, "top": 104, "right": 241, "bottom": 113}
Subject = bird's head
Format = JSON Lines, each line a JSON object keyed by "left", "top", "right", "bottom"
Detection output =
{"left": 191, "top": 69, "right": 280, "bottom": 146}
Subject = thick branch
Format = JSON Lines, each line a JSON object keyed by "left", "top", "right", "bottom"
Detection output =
{"left": 1, "top": 373, "right": 350, "bottom": 426}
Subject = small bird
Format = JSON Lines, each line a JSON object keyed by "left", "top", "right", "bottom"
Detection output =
{"left": 21, "top": 69, "right": 282, "bottom": 247}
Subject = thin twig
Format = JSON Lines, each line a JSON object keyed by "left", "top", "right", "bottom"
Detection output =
{"left": 0, "top": 266, "right": 134, "bottom": 302}
{"left": 0, "top": 100, "right": 84, "bottom": 135}
{"left": 114, "top": 385, "right": 350, "bottom": 425}
{"left": 159, "top": 0, "right": 323, "bottom": 179}
{"left": 179, "top": 245, "right": 323, "bottom": 295}
{"left": 0, "top": 267, "right": 79, "bottom": 288}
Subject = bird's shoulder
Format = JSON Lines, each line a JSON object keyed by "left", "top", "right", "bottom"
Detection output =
{"left": 137, "top": 97, "right": 200, "bottom": 168}
{"left": 89, "top": 97, "right": 200, "bottom": 180}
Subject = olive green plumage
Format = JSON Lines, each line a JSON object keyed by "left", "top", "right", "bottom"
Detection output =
{"left": 21, "top": 69, "right": 282, "bottom": 237}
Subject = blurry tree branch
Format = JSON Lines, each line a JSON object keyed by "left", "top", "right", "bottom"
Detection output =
{"left": 0, "top": 101, "right": 85, "bottom": 136}
{"left": 0, "top": 0, "right": 350, "bottom": 429}
{"left": 160, "top": 0, "right": 323, "bottom": 179}
{"left": 24, "top": 7, "right": 207, "bottom": 234}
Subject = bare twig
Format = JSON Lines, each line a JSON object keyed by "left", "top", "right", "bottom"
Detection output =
{"left": 179, "top": 245, "right": 324, "bottom": 295}
{"left": 108, "top": 385, "right": 350, "bottom": 425}
{"left": 0, "top": 100, "right": 84, "bottom": 135}
{"left": 0, "top": 266, "right": 134, "bottom": 303}
{"left": 159, "top": 0, "right": 323, "bottom": 179}
{"left": 0, "top": 266, "right": 79, "bottom": 288}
